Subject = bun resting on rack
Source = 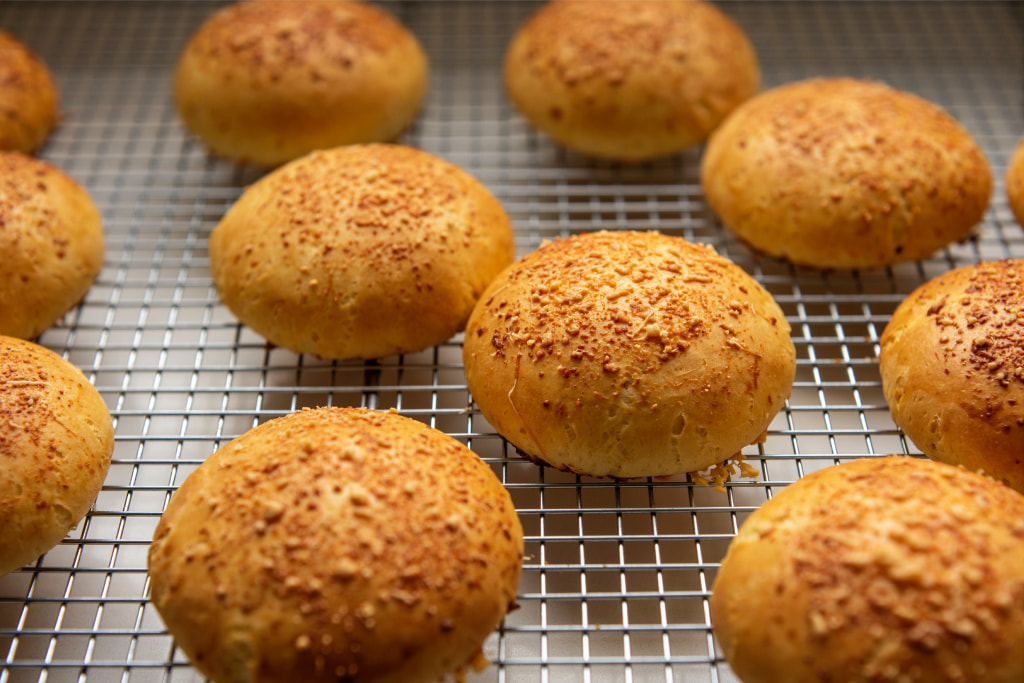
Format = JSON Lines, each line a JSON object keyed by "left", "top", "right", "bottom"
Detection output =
{"left": 710, "top": 456, "right": 1024, "bottom": 683}
{"left": 462, "top": 230, "right": 796, "bottom": 479}
{"left": 0, "top": 152, "right": 104, "bottom": 340}
{"left": 147, "top": 406, "right": 524, "bottom": 683}
{"left": 208, "top": 143, "right": 514, "bottom": 359}
{"left": 173, "top": 0, "right": 428, "bottom": 167}
{"left": 1008, "top": 136, "right": 1024, "bottom": 227}
{"left": 503, "top": 0, "right": 759, "bottom": 161}
{"left": 879, "top": 259, "right": 1024, "bottom": 493}
{"left": 701, "top": 78, "right": 993, "bottom": 269}
{"left": 0, "top": 335, "right": 114, "bottom": 576}
{"left": 0, "top": 30, "right": 59, "bottom": 154}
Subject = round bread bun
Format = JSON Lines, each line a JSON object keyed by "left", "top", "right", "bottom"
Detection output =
{"left": 0, "top": 335, "right": 114, "bottom": 576}
{"left": 0, "top": 30, "right": 59, "bottom": 154}
{"left": 503, "top": 0, "right": 760, "bottom": 161}
{"left": 879, "top": 260, "right": 1024, "bottom": 493}
{"left": 701, "top": 78, "right": 993, "bottom": 269}
{"left": 710, "top": 456, "right": 1024, "bottom": 683}
{"left": 147, "top": 406, "right": 524, "bottom": 683}
{"left": 209, "top": 144, "right": 514, "bottom": 359}
{"left": 1008, "top": 136, "right": 1024, "bottom": 227}
{"left": 0, "top": 152, "right": 105, "bottom": 340}
{"left": 174, "top": 0, "right": 429, "bottom": 167}
{"left": 463, "top": 230, "right": 796, "bottom": 479}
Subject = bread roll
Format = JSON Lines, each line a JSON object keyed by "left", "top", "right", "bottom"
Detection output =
{"left": 209, "top": 144, "right": 514, "bottom": 359}
{"left": 701, "top": 78, "right": 992, "bottom": 268}
{"left": 710, "top": 456, "right": 1024, "bottom": 683}
{"left": 147, "top": 407, "right": 524, "bottom": 683}
{"left": 879, "top": 259, "right": 1024, "bottom": 493}
{"left": 0, "top": 30, "right": 58, "bottom": 154}
{"left": 0, "top": 335, "right": 114, "bottom": 576}
{"left": 504, "top": 0, "right": 759, "bottom": 161}
{"left": 1008, "top": 136, "right": 1024, "bottom": 227}
{"left": 174, "top": 0, "right": 428, "bottom": 167}
{"left": 463, "top": 230, "right": 795, "bottom": 479}
{"left": 0, "top": 152, "right": 105, "bottom": 339}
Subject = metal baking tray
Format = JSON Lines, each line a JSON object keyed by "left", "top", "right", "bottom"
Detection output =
{"left": 1, "top": 1, "right": 1022, "bottom": 681}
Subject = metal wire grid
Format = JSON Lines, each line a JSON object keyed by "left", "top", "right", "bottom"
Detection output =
{"left": 0, "top": 1, "right": 1022, "bottom": 681}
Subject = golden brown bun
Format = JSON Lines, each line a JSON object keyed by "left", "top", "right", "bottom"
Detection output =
{"left": 701, "top": 78, "right": 993, "bottom": 268}
{"left": 0, "top": 30, "right": 58, "bottom": 154}
{"left": 0, "top": 336, "right": 114, "bottom": 576}
{"left": 1008, "top": 136, "right": 1024, "bottom": 226}
{"left": 710, "top": 456, "right": 1024, "bottom": 683}
{"left": 0, "top": 152, "right": 105, "bottom": 339}
{"left": 463, "top": 230, "right": 795, "bottom": 478}
{"left": 504, "top": 0, "right": 759, "bottom": 161}
{"left": 174, "top": 0, "right": 428, "bottom": 167}
{"left": 879, "top": 260, "right": 1024, "bottom": 493}
{"left": 148, "top": 407, "right": 524, "bottom": 683}
{"left": 209, "top": 144, "right": 514, "bottom": 359}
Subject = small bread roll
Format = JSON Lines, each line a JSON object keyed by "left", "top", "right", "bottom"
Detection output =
{"left": 463, "top": 231, "right": 795, "bottom": 479}
{"left": 1008, "top": 136, "right": 1024, "bottom": 226}
{"left": 879, "top": 260, "right": 1024, "bottom": 493}
{"left": 701, "top": 78, "right": 993, "bottom": 268}
{"left": 148, "top": 407, "right": 524, "bottom": 683}
{"left": 0, "top": 152, "right": 105, "bottom": 339}
{"left": 0, "top": 30, "right": 58, "bottom": 154}
{"left": 504, "top": 0, "right": 759, "bottom": 161}
{"left": 711, "top": 456, "right": 1024, "bottom": 683}
{"left": 0, "top": 336, "right": 114, "bottom": 576}
{"left": 174, "top": 0, "right": 428, "bottom": 166}
{"left": 209, "top": 144, "right": 514, "bottom": 359}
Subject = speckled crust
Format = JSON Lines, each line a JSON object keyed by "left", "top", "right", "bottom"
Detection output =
{"left": 1008, "top": 136, "right": 1024, "bottom": 227}
{"left": 503, "top": 0, "right": 759, "bottom": 161}
{"left": 879, "top": 260, "right": 1024, "bottom": 493}
{"left": 147, "top": 407, "right": 524, "bottom": 683}
{"left": 174, "top": 0, "right": 428, "bottom": 167}
{"left": 209, "top": 144, "right": 514, "bottom": 360}
{"left": 0, "top": 30, "right": 58, "bottom": 154}
{"left": 0, "top": 336, "right": 114, "bottom": 576}
{"left": 710, "top": 456, "right": 1024, "bottom": 683}
{"left": 463, "top": 231, "right": 795, "bottom": 479}
{"left": 701, "top": 78, "right": 992, "bottom": 269}
{"left": 0, "top": 152, "right": 105, "bottom": 339}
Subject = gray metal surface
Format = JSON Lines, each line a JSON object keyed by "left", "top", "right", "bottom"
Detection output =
{"left": 1, "top": 1, "right": 1022, "bottom": 681}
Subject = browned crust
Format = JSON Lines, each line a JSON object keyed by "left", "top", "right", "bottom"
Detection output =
{"left": 0, "top": 335, "right": 114, "bottom": 576}
{"left": 0, "top": 151, "right": 105, "bottom": 340}
{"left": 1008, "top": 136, "right": 1024, "bottom": 227}
{"left": 462, "top": 230, "right": 795, "bottom": 478}
{"left": 711, "top": 456, "right": 1024, "bottom": 683}
{"left": 174, "top": 0, "right": 428, "bottom": 166}
{"left": 209, "top": 144, "right": 514, "bottom": 360}
{"left": 504, "top": 0, "right": 759, "bottom": 161}
{"left": 147, "top": 406, "right": 524, "bottom": 683}
{"left": 879, "top": 259, "right": 1024, "bottom": 492}
{"left": 701, "top": 78, "right": 993, "bottom": 268}
{"left": 0, "top": 30, "right": 59, "bottom": 154}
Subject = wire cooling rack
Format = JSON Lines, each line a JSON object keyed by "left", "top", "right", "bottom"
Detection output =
{"left": 1, "top": 1, "right": 1022, "bottom": 681}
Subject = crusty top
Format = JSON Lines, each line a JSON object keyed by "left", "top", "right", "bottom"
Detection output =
{"left": 174, "top": 0, "right": 428, "bottom": 166}
{"left": 700, "top": 78, "right": 992, "bottom": 268}
{"left": 0, "top": 151, "right": 105, "bottom": 339}
{"left": 463, "top": 230, "right": 795, "bottom": 478}
{"left": 504, "top": 0, "right": 759, "bottom": 160}
{"left": 879, "top": 260, "right": 1024, "bottom": 491}
{"left": 209, "top": 144, "right": 513, "bottom": 359}
{"left": 0, "top": 335, "right": 114, "bottom": 576}
{"left": 711, "top": 456, "right": 1024, "bottom": 683}
{"left": 148, "top": 407, "right": 524, "bottom": 683}
{"left": 0, "top": 30, "right": 58, "bottom": 154}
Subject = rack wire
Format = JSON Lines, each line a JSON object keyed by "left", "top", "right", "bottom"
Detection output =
{"left": 1, "top": 1, "right": 1022, "bottom": 681}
